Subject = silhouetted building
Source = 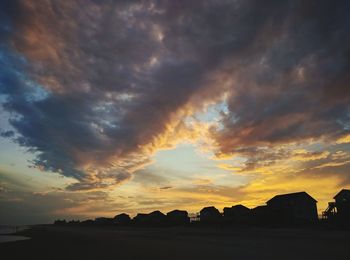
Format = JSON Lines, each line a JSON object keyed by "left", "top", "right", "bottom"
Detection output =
{"left": 54, "top": 219, "right": 67, "bottom": 225}
{"left": 251, "top": 205, "right": 271, "bottom": 225}
{"left": 81, "top": 219, "right": 94, "bottom": 226}
{"left": 223, "top": 204, "right": 251, "bottom": 224}
{"left": 334, "top": 189, "right": 350, "bottom": 221}
{"left": 167, "top": 210, "right": 190, "bottom": 225}
{"left": 133, "top": 211, "right": 167, "bottom": 226}
{"left": 68, "top": 220, "right": 80, "bottom": 225}
{"left": 148, "top": 210, "right": 167, "bottom": 225}
{"left": 200, "top": 206, "right": 221, "bottom": 223}
{"left": 133, "top": 213, "right": 149, "bottom": 226}
{"left": 114, "top": 213, "right": 131, "bottom": 225}
{"left": 267, "top": 191, "right": 318, "bottom": 225}
{"left": 95, "top": 217, "right": 114, "bottom": 225}
{"left": 323, "top": 189, "right": 350, "bottom": 225}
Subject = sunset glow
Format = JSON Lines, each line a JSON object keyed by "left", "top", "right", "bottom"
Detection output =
{"left": 1, "top": 0, "right": 350, "bottom": 225}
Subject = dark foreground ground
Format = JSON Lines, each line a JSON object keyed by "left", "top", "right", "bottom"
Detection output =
{"left": 1, "top": 225, "right": 349, "bottom": 260}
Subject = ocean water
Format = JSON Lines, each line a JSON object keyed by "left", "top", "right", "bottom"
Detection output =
{"left": 0, "top": 225, "right": 17, "bottom": 234}
{"left": 0, "top": 225, "right": 30, "bottom": 243}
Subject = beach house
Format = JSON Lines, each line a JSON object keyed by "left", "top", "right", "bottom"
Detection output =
{"left": 334, "top": 189, "right": 350, "bottom": 220}
{"left": 199, "top": 206, "right": 222, "bottom": 223}
{"left": 266, "top": 191, "right": 318, "bottom": 225}
{"left": 114, "top": 213, "right": 131, "bottom": 225}
{"left": 167, "top": 210, "right": 190, "bottom": 225}
{"left": 223, "top": 204, "right": 251, "bottom": 224}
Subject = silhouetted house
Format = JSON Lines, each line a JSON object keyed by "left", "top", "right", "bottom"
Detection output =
{"left": 114, "top": 213, "right": 131, "bottom": 225}
{"left": 133, "top": 211, "right": 167, "bottom": 226}
{"left": 167, "top": 210, "right": 190, "bottom": 225}
{"left": 323, "top": 189, "right": 350, "bottom": 225}
{"left": 223, "top": 204, "right": 251, "bottom": 224}
{"left": 69, "top": 220, "right": 80, "bottom": 225}
{"left": 334, "top": 189, "right": 350, "bottom": 221}
{"left": 200, "top": 206, "right": 222, "bottom": 223}
{"left": 54, "top": 219, "right": 67, "bottom": 225}
{"left": 95, "top": 217, "right": 114, "bottom": 225}
{"left": 266, "top": 191, "right": 318, "bottom": 225}
{"left": 148, "top": 210, "right": 167, "bottom": 226}
{"left": 251, "top": 205, "right": 271, "bottom": 225}
{"left": 80, "top": 219, "right": 94, "bottom": 226}
{"left": 133, "top": 213, "right": 149, "bottom": 226}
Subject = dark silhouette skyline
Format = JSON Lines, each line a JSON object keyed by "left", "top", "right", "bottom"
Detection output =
{"left": 53, "top": 189, "right": 350, "bottom": 229}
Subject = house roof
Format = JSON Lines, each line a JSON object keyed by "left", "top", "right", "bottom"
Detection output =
{"left": 167, "top": 209, "right": 188, "bottom": 215}
{"left": 223, "top": 204, "right": 250, "bottom": 211}
{"left": 232, "top": 204, "right": 250, "bottom": 210}
{"left": 334, "top": 189, "right": 350, "bottom": 200}
{"left": 200, "top": 206, "right": 219, "bottom": 213}
{"left": 114, "top": 213, "right": 129, "bottom": 218}
{"left": 149, "top": 210, "right": 165, "bottom": 217}
{"left": 267, "top": 191, "right": 317, "bottom": 204}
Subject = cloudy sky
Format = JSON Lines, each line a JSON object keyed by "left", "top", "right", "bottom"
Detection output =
{"left": 1, "top": 0, "right": 350, "bottom": 225}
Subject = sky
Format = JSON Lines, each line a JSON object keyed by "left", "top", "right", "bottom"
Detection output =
{"left": 0, "top": 0, "right": 350, "bottom": 225}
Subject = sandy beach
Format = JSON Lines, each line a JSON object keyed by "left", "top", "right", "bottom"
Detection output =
{"left": 0, "top": 225, "right": 349, "bottom": 260}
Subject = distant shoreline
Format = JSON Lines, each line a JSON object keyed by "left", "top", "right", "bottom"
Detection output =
{"left": 0, "top": 225, "right": 31, "bottom": 244}
{"left": 0, "top": 235, "right": 30, "bottom": 244}
{"left": 0, "top": 225, "right": 30, "bottom": 235}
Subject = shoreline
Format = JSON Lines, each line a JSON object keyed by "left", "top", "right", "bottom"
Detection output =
{"left": 0, "top": 225, "right": 31, "bottom": 244}
{"left": 0, "top": 235, "right": 30, "bottom": 244}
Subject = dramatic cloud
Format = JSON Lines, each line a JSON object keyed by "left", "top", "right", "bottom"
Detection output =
{"left": 0, "top": 130, "right": 14, "bottom": 138}
{"left": 210, "top": 0, "right": 350, "bottom": 156}
{"left": 1, "top": 0, "right": 350, "bottom": 192}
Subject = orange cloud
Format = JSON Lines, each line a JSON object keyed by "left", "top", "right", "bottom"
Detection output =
{"left": 336, "top": 134, "right": 350, "bottom": 144}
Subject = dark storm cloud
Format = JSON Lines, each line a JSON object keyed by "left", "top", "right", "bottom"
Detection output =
{"left": 211, "top": 0, "right": 350, "bottom": 154}
{"left": 0, "top": 130, "right": 14, "bottom": 138}
{"left": 1, "top": 0, "right": 350, "bottom": 189}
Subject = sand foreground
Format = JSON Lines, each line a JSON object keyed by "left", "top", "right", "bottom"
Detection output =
{"left": 0, "top": 225, "right": 349, "bottom": 260}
